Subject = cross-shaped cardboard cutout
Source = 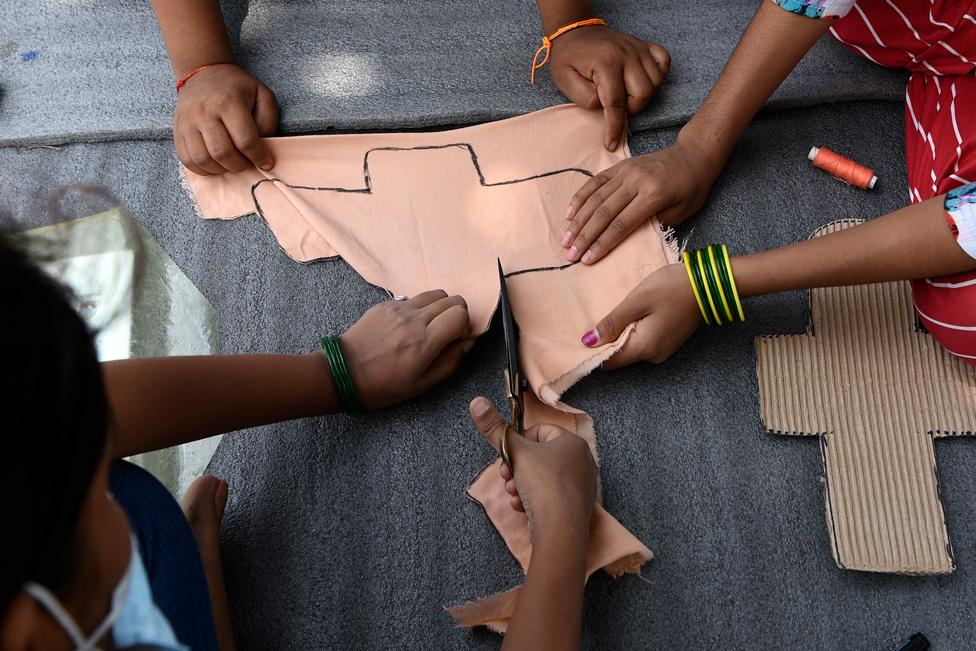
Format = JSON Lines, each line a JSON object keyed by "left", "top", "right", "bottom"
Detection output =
{"left": 756, "top": 219, "right": 976, "bottom": 574}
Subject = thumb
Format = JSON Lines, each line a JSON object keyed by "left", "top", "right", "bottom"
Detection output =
{"left": 469, "top": 397, "right": 518, "bottom": 453}
{"left": 581, "top": 285, "right": 651, "bottom": 348}
{"left": 253, "top": 84, "right": 280, "bottom": 137}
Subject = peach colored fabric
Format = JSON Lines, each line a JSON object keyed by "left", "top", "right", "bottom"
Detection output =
{"left": 183, "top": 105, "right": 675, "bottom": 630}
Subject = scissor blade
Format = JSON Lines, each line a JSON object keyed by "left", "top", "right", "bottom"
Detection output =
{"left": 497, "top": 258, "right": 519, "bottom": 392}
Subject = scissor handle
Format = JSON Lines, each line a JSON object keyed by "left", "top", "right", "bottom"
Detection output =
{"left": 499, "top": 428, "right": 513, "bottom": 471}
{"left": 500, "top": 394, "right": 523, "bottom": 471}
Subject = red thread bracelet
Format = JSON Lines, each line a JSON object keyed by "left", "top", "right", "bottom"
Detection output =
{"left": 175, "top": 64, "right": 216, "bottom": 93}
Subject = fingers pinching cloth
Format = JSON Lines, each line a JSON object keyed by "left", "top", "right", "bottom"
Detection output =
{"left": 181, "top": 105, "right": 677, "bottom": 631}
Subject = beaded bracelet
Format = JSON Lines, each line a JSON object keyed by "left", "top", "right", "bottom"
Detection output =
{"left": 320, "top": 335, "right": 361, "bottom": 412}
{"left": 683, "top": 245, "right": 745, "bottom": 325}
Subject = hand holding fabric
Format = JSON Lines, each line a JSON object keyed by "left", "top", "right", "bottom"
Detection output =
{"left": 342, "top": 291, "right": 473, "bottom": 410}
{"left": 549, "top": 25, "right": 670, "bottom": 152}
{"left": 468, "top": 397, "right": 596, "bottom": 539}
{"left": 174, "top": 63, "right": 279, "bottom": 176}
{"left": 563, "top": 138, "right": 719, "bottom": 264}
{"left": 582, "top": 263, "right": 702, "bottom": 366}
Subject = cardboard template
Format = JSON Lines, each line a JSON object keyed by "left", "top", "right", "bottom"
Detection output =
{"left": 756, "top": 219, "right": 976, "bottom": 574}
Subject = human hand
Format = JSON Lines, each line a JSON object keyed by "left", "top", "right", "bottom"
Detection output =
{"left": 562, "top": 137, "right": 720, "bottom": 264}
{"left": 469, "top": 397, "right": 596, "bottom": 540}
{"left": 174, "top": 63, "right": 279, "bottom": 175}
{"left": 340, "top": 291, "right": 474, "bottom": 410}
{"left": 549, "top": 25, "right": 670, "bottom": 151}
{"left": 580, "top": 263, "right": 702, "bottom": 366}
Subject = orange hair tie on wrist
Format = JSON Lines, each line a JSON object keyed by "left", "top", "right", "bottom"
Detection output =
{"left": 175, "top": 64, "right": 216, "bottom": 93}
{"left": 531, "top": 18, "right": 607, "bottom": 84}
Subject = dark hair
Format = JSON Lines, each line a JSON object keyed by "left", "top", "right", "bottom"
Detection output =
{"left": 0, "top": 235, "right": 109, "bottom": 611}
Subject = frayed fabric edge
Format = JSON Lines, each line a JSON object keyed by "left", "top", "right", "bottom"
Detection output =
{"left": 444, "top": 586, "right": 522, "bottom": 634}
{"left": 540, "top": 321, "right": 639, "bottom": 404}
{"left": 604, "top": 551, "right": 653, "bottom": 579}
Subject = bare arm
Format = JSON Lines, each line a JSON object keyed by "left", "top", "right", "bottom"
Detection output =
{"left": 733, "top": 197, "right": 975, "bottom": 296}
{"left": 586, "top": 195, "right": 976, "bottom": 365}
{"left": 680, "top": 1, "right": 832, "bottom": 169}
{"left": 149, "top": 0, "right": 236, "bottom": 79}
{"left": 104, "top": 292, "right": 473, "bottom": 458}
{"left": 503, "top": 526, "right": 588, "bottom": 650}
{"left": 535, "top": 0, "right": 592, "bottom": 32}
{"left": 104, "top": 352, "right": 339, "bottom": 458}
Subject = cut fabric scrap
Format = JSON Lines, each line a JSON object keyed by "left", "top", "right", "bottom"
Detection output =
{"left": 452, "top": 392, "right": 652, "bottom": 630}
{"left": 182, "top": 105, "right": 672, "bottom": 631}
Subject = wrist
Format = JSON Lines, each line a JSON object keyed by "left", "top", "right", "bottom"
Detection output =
{"left": 538, "top": 3, "right": 594, "bottom": 34}
{"left": 731, "top": 251, "right": 792, "bottom": 299}
{"left": 676, "top": 118, "right": 734, "bottom": 177}
{"left": 532, "top": 513, "right": 590, "bottom": 557}
{"left": 175, "top": 62, "right": 242, "bottom": 94}
{"left": 172, "top": 57, "right": 237, "bottom": 82}
{"left": 531, "top": 500, "right": 591, "bottom": 544}
{"left": 293, "top": 351, "right": 345, "bottom": 415}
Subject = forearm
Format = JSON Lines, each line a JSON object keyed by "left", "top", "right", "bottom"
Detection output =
{"left": 679, "top": 1, "right": 830, "bottom": 169}
{"left": 104, "top": 352, "right": 340, "bottom": 458}
{"left": 150, "top": 0, "right": 236, "bottom": 78}
{"left": 535, "top": 0, "right": 592, "bottom": 32}
{"left": 733, "top": 197, "right": 976, "bottom": 297}
{"left": 503, "top": 525, "right": 588, "bottom": 650}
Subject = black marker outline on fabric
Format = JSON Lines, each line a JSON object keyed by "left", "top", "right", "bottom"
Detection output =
{"left": 248, "top": 142, "right": 591, "bottom": 277}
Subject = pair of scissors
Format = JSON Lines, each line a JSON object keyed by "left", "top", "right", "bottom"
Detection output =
{"left": 497, "top": 259, "right": 524, "bottom": 471}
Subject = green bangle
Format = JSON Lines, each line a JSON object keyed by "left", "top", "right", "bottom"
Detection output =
{"left": 718, "top": 244, "right": 746, "bottom": 322}
{"left": 710, "top": 244, "right": 732, "bottom": 316}
{"left": 705, "top": 245, "right": 734, "bottom": 322}
{"left": 320, "top": 335, "right": 361, "bottom": 412}
{"left": 687, "top": 251, "right": 715, "bottom": 325}
{"left": 692, "top": 249, "right": 723, "bottom": 325}
{"left": 699, "top": 247, "right": 727, "bottom": 325}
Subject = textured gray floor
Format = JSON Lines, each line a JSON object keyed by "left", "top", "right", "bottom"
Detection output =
{"left": 3, "top": 101, "right": 975, "bottom": 649}
{"left": 0, "top": 0, "right": 905, "bottom": 147}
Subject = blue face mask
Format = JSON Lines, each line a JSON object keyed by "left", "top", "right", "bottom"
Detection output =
{"left": 23, "top": 536, "right": 188, "bottom": 651}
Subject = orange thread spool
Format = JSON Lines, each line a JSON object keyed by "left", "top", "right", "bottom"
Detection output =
{"left": 808, "top": 146, "right": 877, "bottom": 190}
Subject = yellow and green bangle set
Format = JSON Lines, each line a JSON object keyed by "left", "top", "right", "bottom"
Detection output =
{"left": 682, "top": 245, "right": 745, "bottom": 326}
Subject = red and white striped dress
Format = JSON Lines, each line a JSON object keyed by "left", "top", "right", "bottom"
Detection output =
{"left": 776, "top": 0, "right": 976, "bottom": 363}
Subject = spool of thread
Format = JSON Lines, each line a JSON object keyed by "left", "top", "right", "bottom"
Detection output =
{"left": 808, "top": 146, "right": 877, "bottom": 190}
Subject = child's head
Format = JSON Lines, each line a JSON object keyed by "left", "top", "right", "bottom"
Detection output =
{"left": 0, "top": 237, "right": 131, "bottom": 646}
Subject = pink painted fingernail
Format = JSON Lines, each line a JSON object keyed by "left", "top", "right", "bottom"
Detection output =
{"left": 565, "top": 206, "right": 574, "bottom": 219}
{"left": 260, "top": 163, "right": 273, "bottom": 171}
{"left": 581, "top": 250, "right": 594, "bottom": 264}
{"left": 561, "top": 230, "right": 573, "bottom": 247}
{"left": 567, "top": 246, "right": 578, "bottom": 261}
{"left": 581, "top": 329, "right": 599, "bottom": 347}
